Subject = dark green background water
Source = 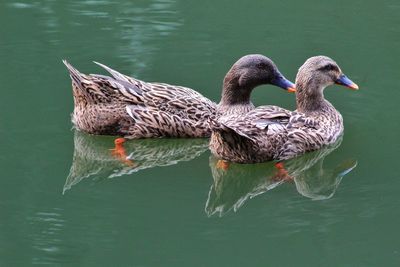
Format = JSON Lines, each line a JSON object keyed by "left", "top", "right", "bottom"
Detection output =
{"left": 1, "top": 0, "right": 400, "bottom": 266}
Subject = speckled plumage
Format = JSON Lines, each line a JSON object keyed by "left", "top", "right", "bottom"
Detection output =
{"left": 63, "top": 55, "right": 294, "bottom": 138}
{"left": 63, "top": 60, "right": 216, "bottom": 138}
{"left": 210, "top": 56, "right": 358, "bottom": 163}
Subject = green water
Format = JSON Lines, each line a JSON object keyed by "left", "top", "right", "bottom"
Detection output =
{"left": 1, "top": 0, "right": 400, "bottom": 266}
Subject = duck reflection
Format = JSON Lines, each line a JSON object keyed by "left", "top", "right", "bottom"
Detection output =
{"left": 64, "top": 131, "right": 208, "bottom": 193}
{"left": 206, "top": 138, "right": 357, "bottom": 217}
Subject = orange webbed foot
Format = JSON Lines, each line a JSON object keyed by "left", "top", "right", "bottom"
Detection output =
{"left": 272, "top": 162, "right": 293, "bottom": 182}
{"left": 110, "top": 138, "right": 137, "bottom": 167}
{"left": 216, "top": 160, "right": 230, "bottom": 171}
{"left": 110, "top": 138, "right": 126, "bottom": 156}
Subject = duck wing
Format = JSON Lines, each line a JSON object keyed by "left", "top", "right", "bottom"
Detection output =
{"left": 287, "top": 112, "right": 321, "bottom": 130}
{"left": 220, "top": 105, "right": 293, "bottom": 141}
{"left": 93, "top": 62, "right": 217, "bottom": 121}
{"left": 209, "top": 105, "right": 293, "bottom": 163}
{"left": 277, "top": 112, "right": 326, "bottom": 160}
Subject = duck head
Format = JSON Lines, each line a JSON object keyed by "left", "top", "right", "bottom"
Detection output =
{"left": 220, "top": 54, "right": 295, "bottom": 106}
{"left": 295, "top": 56, "right": 358, "bottom": 112}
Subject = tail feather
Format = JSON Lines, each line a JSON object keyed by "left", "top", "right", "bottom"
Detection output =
{"left": 92, "top": 61, "right": 143, "bottom": 97}
{"left": 63, "top": 60, "right": 97, "bottom": 102}
{"left": 93, "top": 61, "right": 132, "bottom": 83}
{"left": 62, "top": 59, "right": 88, "bottom": 86}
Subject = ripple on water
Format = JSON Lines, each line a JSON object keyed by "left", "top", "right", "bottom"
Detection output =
{"left": 27, "top": 210, "right": 68, "bottom": 264}
{"left": 7, "top": 2, "right": 35, "bottom": 9}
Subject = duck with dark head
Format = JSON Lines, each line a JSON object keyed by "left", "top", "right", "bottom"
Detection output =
{"left": 209, "top": 55, "right": 359, "bottom": 164}
{"left": 63, "top": 54, "right": 294, "bottom": 139}
{"left": 218, "top": 54, "right": 295, "bottom": 115}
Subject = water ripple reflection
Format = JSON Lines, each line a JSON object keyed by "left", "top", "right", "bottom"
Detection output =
{"left": 63, "top": 131, "right": 208, "bottom": 193}
{"left": 206, "top": 137, "right": 357, "bottom": 217}
{"left": 28, "top": 209, "right": 66, "bottom": 265}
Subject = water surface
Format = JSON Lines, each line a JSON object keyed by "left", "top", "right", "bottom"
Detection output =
{"left": 1, "top": 0, "right": 400, "bottom": 266}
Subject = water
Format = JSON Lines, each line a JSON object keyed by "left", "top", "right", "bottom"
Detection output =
{"left": 1, "top": 0, "right": 400, "bottom": 266}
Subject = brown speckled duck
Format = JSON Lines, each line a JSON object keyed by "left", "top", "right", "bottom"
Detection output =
{"left": 63, "top": 55, "right": 295, "bottom": 138}
{"left": 210, "top": 56, "right": 359, "bottom": 163}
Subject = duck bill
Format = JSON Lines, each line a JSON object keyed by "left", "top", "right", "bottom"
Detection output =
{"left": 335, "top": 74, "right": 359, "bottom": 90}
{"left": 271, "top": 73, "right": 296, "bottom": 93}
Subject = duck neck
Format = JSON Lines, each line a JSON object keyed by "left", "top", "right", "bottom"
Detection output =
{"left": 296, "top": 79, "right": 330, "bottom": 113}
{"left": 218, "top": 73, "right": 253, "bottom": 108}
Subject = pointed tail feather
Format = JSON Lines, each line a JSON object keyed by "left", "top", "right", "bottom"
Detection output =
{"left": 92, "top": 61, "right": 143, "bottom": 97}
{"left": 62, "top": 59, "right": 88, "bottom": 86}
{"left": 93, "top": 61, "right": 132, "bottom": 83}
{"left": 63, "top": 60, "right": 97, "bottom": 102}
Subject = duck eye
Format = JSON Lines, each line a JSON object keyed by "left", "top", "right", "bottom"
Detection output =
{"left": 320, "top": 64, "right": 337, "bottom": 72}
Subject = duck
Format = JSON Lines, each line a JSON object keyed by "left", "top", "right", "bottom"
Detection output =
{"left": 63, "top": 54, "right": 295, "bottom": 138}
{"left": 209, "top": 56, "right": 359, "bottom": 163}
